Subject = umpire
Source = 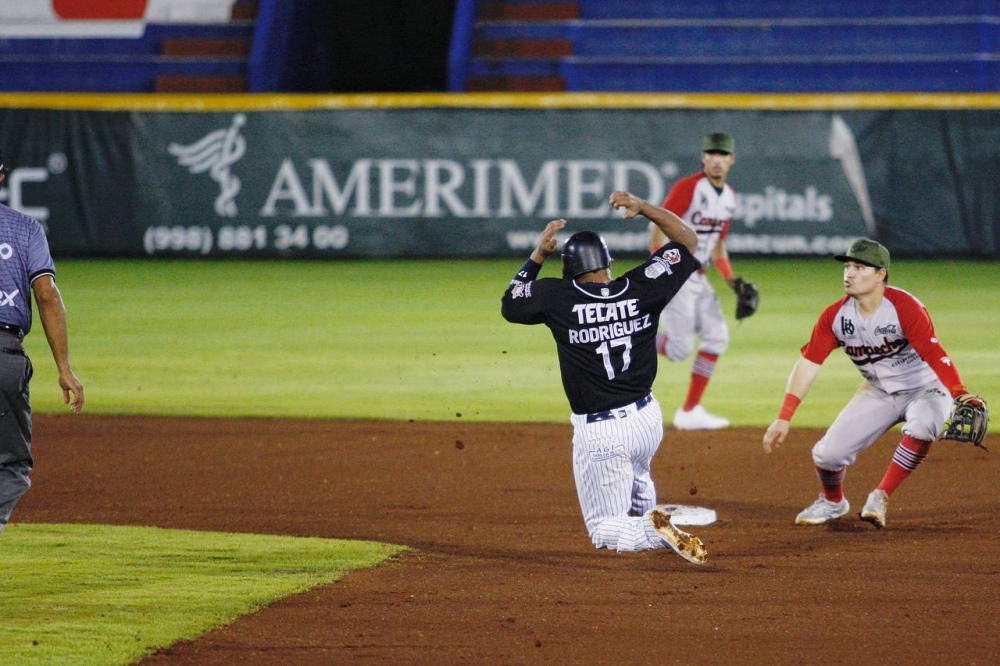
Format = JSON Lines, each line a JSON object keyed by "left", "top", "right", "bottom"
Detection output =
{"left": 0, "top": 149, "right": 84, "bottom": 534}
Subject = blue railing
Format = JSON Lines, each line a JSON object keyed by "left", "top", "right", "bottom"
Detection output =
{"left": 452, "top": 0, "right": 1000, "bottom": 92}
{"left": 448, "top": 0, "right": 479, "bottom": 92}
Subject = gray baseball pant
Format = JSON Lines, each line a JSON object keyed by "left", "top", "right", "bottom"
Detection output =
{"left": 0, "top": 344, "right": 33, "bottom": 534}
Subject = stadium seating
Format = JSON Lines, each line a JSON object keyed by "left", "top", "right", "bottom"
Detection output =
{"left": 452, "top": 0, "right": 1000, "bottom": 92}
{"left": 0, "top": 0, "right": 258, "bottom": 92}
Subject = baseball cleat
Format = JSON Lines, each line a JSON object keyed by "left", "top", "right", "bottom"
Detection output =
{"left": 859, "top": 489, "right": 889, "bottom": 529}
{"left": 794, "top": 494, "right": 850, "bottom": 525}
{"left": 673, "top": 405, "right": 729, "bottom": 430}
{"left": 650, "top": 508, "right": 708, "bottom": 565}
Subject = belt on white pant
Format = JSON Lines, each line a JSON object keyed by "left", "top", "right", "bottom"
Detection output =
{"left": 586, "top": 393, "right": 653, "bottom": 423}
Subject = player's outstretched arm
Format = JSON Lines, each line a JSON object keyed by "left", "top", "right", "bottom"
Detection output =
{"left": 502, "top": 219, "right": 567, "bottom": 325}
{"left": 530, "top": 218, "right": 567, "bottom": 264}
{"left": 649, "top": 223, "right": 666, "bottom": 255}
{"left": 608, "top": 191, "right": 697, "bottom": 253}
{"left": 763, "top": 357, "right": 821, "bottom": 453}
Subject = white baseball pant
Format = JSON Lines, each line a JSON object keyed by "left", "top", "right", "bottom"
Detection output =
{"left": 570, "top": 395, "right": 672, "bottom": 552}
{"left": 811, "top": 382, "right": 952, "bottom": 470}
{"left": 657, "top": 272, "right": 729, "bottom": 361}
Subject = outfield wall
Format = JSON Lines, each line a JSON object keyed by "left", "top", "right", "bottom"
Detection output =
{"left": 0, "top": 93, "right": 998, "bottom": 258}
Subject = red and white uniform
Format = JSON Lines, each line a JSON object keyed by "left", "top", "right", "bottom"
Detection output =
{"left": 663, "top": 172, "right": 736, "bottom": 266}
{"left": 803, "top": 286, "right": 964, "bottom": 468}
{"left": 653, "top": 172, "right": 737, "bottom": 361}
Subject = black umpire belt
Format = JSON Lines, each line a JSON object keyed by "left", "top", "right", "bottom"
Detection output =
{"left": 586, "top": 393, "right": 653, "bottom": 423}
{"left": 0, "top": 322, "right": 23, "bottom": 340}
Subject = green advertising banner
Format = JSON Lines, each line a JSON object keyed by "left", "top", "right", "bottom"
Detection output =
{"left": 1, "top": 105, "right": 997, "bottom": 258}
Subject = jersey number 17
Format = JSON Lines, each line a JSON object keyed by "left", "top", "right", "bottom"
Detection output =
{"left": 596, "top": 336, "right": 632, "bottom": 380}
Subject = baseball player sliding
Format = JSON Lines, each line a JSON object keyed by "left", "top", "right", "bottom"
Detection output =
{"left": 763, "top": 239, "right": 987, "bottom": 528}
{"left": 501, "top": 191, "right": 708, "bottom": 565}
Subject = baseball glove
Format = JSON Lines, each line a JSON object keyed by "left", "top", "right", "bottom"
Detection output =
{"left": 943, "top": 393, "right": 989, "bottom": 450}
{"left": 731, "top": 276, "right": 759, "bottom": 320}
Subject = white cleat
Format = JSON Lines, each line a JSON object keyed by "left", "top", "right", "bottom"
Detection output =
{"left": 795, "top": 494, "right": 851, "bottom": 525}
{"left": 673, "top": 405, "right": 730, "bottom": 430}
{"left": 859, "top": 489, "right": 889, "bottom": 529}
{"left": 650, "top": 508, "right": 708, "bottom": 565}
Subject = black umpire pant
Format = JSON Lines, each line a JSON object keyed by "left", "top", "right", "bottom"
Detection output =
{"left": 0, "top": 331, "right": 33, "bottom": 534}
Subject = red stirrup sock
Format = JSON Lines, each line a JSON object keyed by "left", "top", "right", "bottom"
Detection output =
{"left": 682, "top": 352, "right": 718, "bottom": 411}
{"left": 876, "top": 435, "right": 931, "bottom": 496}
{"left": 816, "top": 465, "right": 846, "bottom": 503}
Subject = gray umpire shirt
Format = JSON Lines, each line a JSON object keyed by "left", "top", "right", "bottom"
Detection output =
{"left": 0, "top": 202, "right": 56, "bottom": 335}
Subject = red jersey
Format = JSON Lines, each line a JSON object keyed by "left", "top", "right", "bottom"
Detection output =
{"left": 801, "top": 286, "right": 965, "bottom": 397}
{"left": 660, "top": 171, "right": 736, "bottom": 265}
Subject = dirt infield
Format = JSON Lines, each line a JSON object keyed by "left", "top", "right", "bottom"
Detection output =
{"left": 16, "top": 415, "right": 1000, "bottom": 664}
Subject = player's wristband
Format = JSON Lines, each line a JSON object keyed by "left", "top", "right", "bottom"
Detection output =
{"left": 714, "top": 256, "right": 734, "bottom": 281}
{"left": 778, "top": 393, "right": 801, "bottom": 421}
{"left": 516, "top": 258, "right": 543, "bottom": 281}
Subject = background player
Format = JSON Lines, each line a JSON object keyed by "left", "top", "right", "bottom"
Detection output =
{"left": 762, "top": 239, "right": 986, "bottom": 528}
{"left": 649, "top": 132, "right": 754, "bottom": 430}
{"left": 0, "top": 149, "right": 84, "bottom": 535}
{"left": 501, "top": 190, "right": 708, "bottom": 565}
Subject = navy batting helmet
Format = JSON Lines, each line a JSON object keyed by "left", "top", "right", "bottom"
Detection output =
{"left": 562, "top": 231, "right": 611, "bottom": 279}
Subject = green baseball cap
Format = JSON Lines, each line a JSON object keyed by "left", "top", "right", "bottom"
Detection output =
{"left": 703, "top": 132, "right": 735, "bottom": 154}
{"left": 835, "top": 238, "right": 890, "bottom": 272}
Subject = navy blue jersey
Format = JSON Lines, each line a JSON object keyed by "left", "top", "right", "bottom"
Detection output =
{"left": 502, "top": 242, "right": 700, "bottom": 414}
{"left": 0, "top": 203, "right": 55, "bottom": 335}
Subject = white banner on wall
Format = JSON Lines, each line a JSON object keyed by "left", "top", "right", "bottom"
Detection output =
{"left": 0, "top": 0, "right": 236, "bottom": 37}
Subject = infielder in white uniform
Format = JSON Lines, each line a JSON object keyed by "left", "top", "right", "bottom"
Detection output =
{"left": 650, "top": 132, "right": 751, "bottom": 430}
{"left": 763, "top": 239, "right": 986, "bottom": 528}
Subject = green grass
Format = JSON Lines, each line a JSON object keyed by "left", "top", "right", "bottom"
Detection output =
{"left": 7, "top": 256, "right": 997, "bottom": 665}
{"left": 27, "top": 257, "right": 1000, "bottom": 428}
{"left": 0, "top": 523, "right": 404, "bottom": 665}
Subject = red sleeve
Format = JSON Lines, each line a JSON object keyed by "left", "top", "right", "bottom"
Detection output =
{"left": 799, "top": 299, "right": 847, "bottom": 364}
{"left": 718, "top": 186, "right": 736, "bottom": 240}
{"left": 718, "top": 218, "right": 732, "bottom": 241}
{"left": 662, "top": 174, "right": 698, "bottom": 216}
{"left": 885, "top": 288, "right": 966, "bottom": 397}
